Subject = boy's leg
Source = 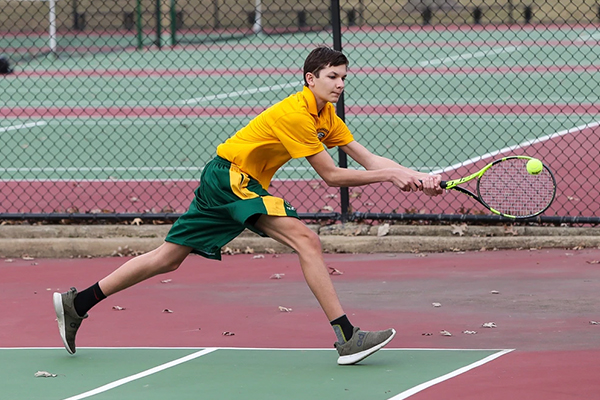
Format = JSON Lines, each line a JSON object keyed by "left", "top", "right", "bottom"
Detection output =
{"left": 254, "top": 215, "right": 395, "bottom": 365}
{"left": 255, "top": 214, "right": 343, "bottom": 320}
{"left": 98, "top": 242, "right": 192, "bottom": 296}
{"left": 53, "top": 242, "right": 192, "bottom": 354}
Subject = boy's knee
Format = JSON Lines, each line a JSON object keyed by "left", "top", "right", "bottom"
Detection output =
{"left": 153, "top": 245, "right": 185, "bottom": 273}
{"left": 296, "top": 228, "right": 322, "bottom": 252}
{"left": 161, "top": 261, "right": 181, "bottom": 273}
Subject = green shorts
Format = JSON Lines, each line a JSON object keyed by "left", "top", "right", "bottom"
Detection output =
{"left": 165, "top": 156, "right": 299, "bottom": 260}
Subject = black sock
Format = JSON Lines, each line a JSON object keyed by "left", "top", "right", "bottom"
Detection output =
{"left": 74, "top": 282, "right": 106, "bottom": 317}
{"left": 330, "top": 314, "right": 354, "bottom": 343}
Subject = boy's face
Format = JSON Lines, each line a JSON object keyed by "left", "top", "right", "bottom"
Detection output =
{"left": 306, "top": 64, "right": 347, "bottom": 109}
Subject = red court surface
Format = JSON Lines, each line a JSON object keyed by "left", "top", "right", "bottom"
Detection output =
{"left": 2, "top": 248, "right": 599, "bottom": 399}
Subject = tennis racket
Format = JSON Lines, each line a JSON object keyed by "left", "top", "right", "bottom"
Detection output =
{"left": 441, "top": 156, "right": 556, "bottom": 219}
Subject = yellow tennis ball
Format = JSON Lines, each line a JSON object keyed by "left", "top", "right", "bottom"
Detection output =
{"left": 526, "top": 159, "right": 543, "bottom": 175}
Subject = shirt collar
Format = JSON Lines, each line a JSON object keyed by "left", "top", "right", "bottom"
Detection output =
{"left": 302, "top": 86, "right": 319, "bottom": 117}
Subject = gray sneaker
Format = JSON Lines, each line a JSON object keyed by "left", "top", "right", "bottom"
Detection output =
{"left": 334, "top": 326, "right": 396, "bottom": 365}
{"left": 53, "top": 287, "right": 87, "bottom": 354}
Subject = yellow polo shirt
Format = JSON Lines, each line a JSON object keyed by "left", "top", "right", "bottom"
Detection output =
{"left": 216, "top": 85, "right": 354, "bottom": 189}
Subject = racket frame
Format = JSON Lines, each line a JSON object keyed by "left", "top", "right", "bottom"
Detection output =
{"left": 440, "top": 156, "right": 556, "bottom": 220}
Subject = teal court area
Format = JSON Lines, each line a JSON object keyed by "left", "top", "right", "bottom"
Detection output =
{"left": 3, "top": 347, "right": 510, "bottom": 400}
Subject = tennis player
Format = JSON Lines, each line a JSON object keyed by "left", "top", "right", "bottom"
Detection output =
{"left": 54, "top": 46, "right": 443, "bottom": 365}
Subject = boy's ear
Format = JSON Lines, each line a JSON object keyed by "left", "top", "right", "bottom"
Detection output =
{"left": 305, "top": 72, "right": 315, "bottom": 86}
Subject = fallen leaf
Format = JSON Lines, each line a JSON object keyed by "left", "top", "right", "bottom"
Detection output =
{"left": 482, "top": 322, "right": 497, "bottom": 328}
{"left": 586, "top": 260, "right": 600, "bottom": 264}
{"left": 131, "top": 218, "right": 143, "bottom": 226}
{"left": 451, "top": 223, "right": 467, "bottom": 236}
{"left": 328, "top": 267, "right": 343, "bottom": 275}
{"left": 377, "top": 223, "right": 390, "bottom": 237}
{"left": 422, "top": 332, "right": 433, "bottom": 336}
{"left": 162, "top": 309, "right": 173, "bottom": 313}
{"left": 265, "top": 248, "right": 276, "bottom": 254}
{"left": 22, "top": 255, "right": 35, "bottom": 261}
{"left": 491, "top": 290, "right": 500, "bottom": 294}
{"left": 432, "top": 302, "right": 442, "bottom": 307}
{"left": 323, "top": 193, "right": 338, "bottom": 199}
{"left": 222, "top": 331, "right": 235, "bottom": 336}
{"left": 4, "top": 259, "right": 13, "bottom": 263}
{"left": 463, "top": 330, "right": 477, "bottom": 334}
{"left": 221, "top": 247, "right": 235, "bottom": 255}
{"left": 112, "top": 306, "right": 126, "bottom": 311}
{"left": 34, "top": 371, "right": 57, "bottom": 378}
{"left": 322, "top": 205, "right": 334, "bottom": 212}
{"left": 590, "top": 321, "right": 600, "bottom": 325}
{"left": 160, "top": 279, "right": 172, "bottom": 283}
{"left": 252, "top": 254, "right": 265, "bottom": 259}
{"left": 440, "top": 330, "right": 452, "bottom": 336}
{"left": 278, "top": 306, "right": 292, "bottom": 312}
{"left": 270, "top": 273, "right": 285, "bottom": 279}
{"left": 243, "top": 246, "right": 254, "bottom": 254}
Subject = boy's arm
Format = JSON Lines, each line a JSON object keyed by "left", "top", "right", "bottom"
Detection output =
{"left": 338, "top": 141, "right": 442, "bottom": 196}
{"left": 306, "top": 149, "right": 422, "bottom": 192}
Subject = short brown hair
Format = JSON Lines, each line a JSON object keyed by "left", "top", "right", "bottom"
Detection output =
{"left": 303, "top": 46, "right": 348, "bottom": 86}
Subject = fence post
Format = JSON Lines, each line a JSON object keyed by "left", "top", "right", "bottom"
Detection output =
{"left": 170, "top": 0, "right": 177, "bottom": 46}
{"left": 136, "top": 0, "right": 143, "bottom": 50}
{"left": 155, "top": 0, "right": 162, "bottom": 49}
{"left": 524, "top": 5, "right": 533, "bottom": 23}
{"left": 331, "top": 0, "right": 349, "bottom": 222}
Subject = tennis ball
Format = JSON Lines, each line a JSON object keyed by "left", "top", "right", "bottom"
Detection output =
{"left": 526, "top": 159, "right": 543, "bottom": 175}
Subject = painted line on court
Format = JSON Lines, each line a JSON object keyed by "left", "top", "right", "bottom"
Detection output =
{"left": 432, "top": 118, "right": 600, "bottom": 174}
{"left": 61, "top": 348, "right": 218, "bottom": 400}
{"left": 576, "top": 32, "right": 600, "bottom": 43}
{"left": 179, "top": 81, "right": 302, "bottom": 105}
{"left": 420, "top": 45, "right": 522, "bottom": 67}
{"left": 387, "top": 349, "right": 514, "bottom": 400}
{"left": 0, "top": 121, "right": 46, "bottom": 133}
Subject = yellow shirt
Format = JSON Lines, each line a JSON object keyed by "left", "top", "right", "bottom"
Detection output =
{"left": 217, "top": 86, "right": 354, "bottom": 189}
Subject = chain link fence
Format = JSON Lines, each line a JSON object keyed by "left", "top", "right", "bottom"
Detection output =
{"left": 1, "top": 0, "right": 600, "bottom": 224}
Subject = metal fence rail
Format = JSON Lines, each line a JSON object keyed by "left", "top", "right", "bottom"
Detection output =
{"left": 1, "top": 0, "right": 599, "bottom": 224}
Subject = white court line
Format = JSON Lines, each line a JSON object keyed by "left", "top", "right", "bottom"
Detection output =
{"left": 575, "top": 32, "right": 600, "bottom": 43}
{"left": 61, "top": 348, "right": 217, "bottom": 400}
{"left": 420, "top": 46, "right": 522, "bottom": 67}
{"left": 180, "top": 81, "right": 303, "bottom": 105}
{"left": 387, "top": 349, "right": 514, "bottom": 400}
{"left": 0, "top": 166, "right": 314, "bottom": 175}
{"left": 432, "top": 119, "right": 600, "bottom": 174}
{"left": 0, "top": 346, "right": 511, "bottom": 351}
{"left": 0, "top": 121, "right": 47, "bottom": 133}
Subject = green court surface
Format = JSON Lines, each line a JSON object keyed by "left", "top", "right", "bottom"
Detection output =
{"left": 4, "top": 347, "right": 510, "bottom": 400}
{"left": 1, "top": 114, "right": 595, "bottom": 181}
{"left": 3, "top": 26, "right": 600, "bottom": 181}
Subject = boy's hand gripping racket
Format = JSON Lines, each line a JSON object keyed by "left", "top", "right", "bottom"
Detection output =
{"left": 441, "top": 156, "right": 556, "bottom": 220}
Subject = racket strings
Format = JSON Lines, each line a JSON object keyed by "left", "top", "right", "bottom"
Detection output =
{"left": 478, "top": 159, "right": 555, "bottom": 217}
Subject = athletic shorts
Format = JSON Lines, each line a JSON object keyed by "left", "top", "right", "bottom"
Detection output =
{"left": 165, "top": 156, "right": 299, "bottom": 260}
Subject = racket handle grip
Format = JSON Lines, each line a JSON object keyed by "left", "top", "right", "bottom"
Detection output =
{"left": 419, "top": 179, "right": 448, "bottom": 189}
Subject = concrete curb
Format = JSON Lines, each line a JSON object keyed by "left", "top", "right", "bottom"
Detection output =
{"left": 0, "top": 224, "right": 599, "bottom": 258}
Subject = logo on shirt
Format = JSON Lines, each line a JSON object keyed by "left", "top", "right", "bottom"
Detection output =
{"left": 317, "top": 128, "right": 328, "bottom": 141}
{"left": 284, "top": 201, "right": 296, "bottom": 211}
